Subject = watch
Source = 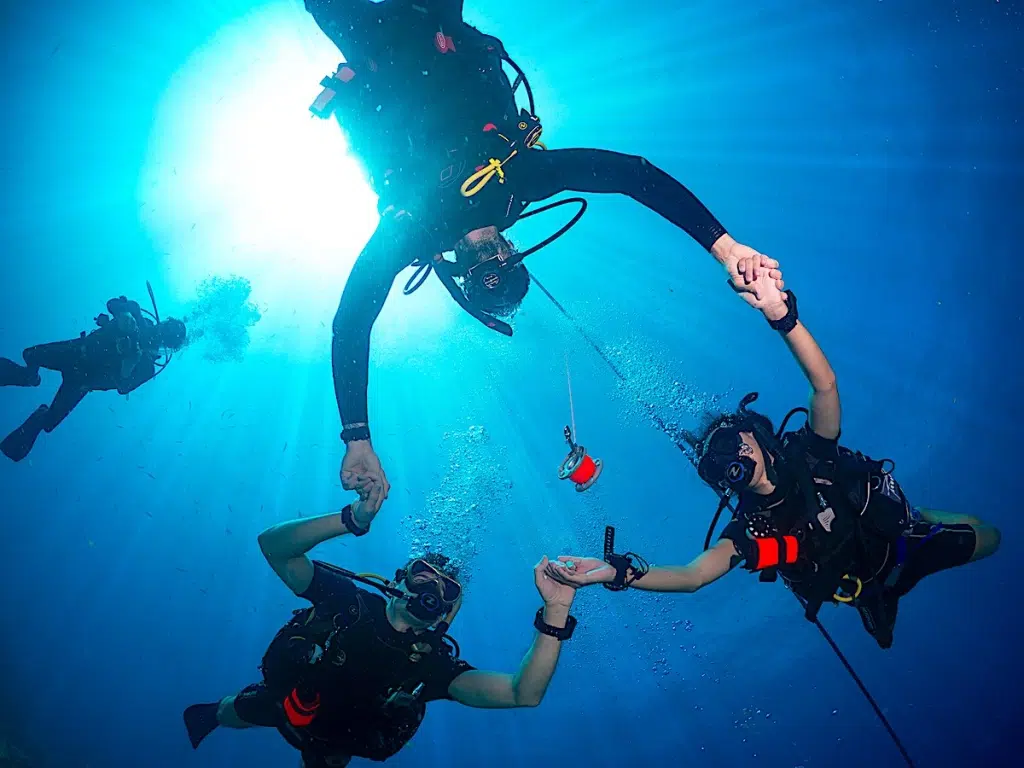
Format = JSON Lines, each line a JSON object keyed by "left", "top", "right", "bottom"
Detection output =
{"left": 341, "top": 425, "right": 371, "bottom": 444}
{"left": 766, "top": 290, "right": 799, "bottom": 335}
{"left": 340, "top": 504, "right": 370, "bottom": 537}
{"left": 533, "top": 607, "right": 577, "bottom": 641}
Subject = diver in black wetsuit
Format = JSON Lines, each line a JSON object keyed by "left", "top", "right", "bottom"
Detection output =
{"left": 545, "top": 269, "right": 1002, "bottom": 649}
{"left": 0, "top": 296, "right": 186, "bottom": 461}
{"left": 305, "top": 0, "right": 782, "bottom": 507}
{"left": 183, "top": 491, "right": 578, "bottom": 768}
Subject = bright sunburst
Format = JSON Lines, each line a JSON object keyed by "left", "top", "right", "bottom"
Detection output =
{"left": 139, "top": 1, "right": 380, "bottom": 325}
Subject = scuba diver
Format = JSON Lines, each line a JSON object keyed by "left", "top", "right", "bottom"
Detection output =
{"left": 0, "top": 289, "right": 186, "bottom": 462}
{"left": 304, "top": 0, "right": 782, "bottom": 507}
{"left": 183, "top": 485, "right": 579, "bottom": 768}
{"left": 543, "top": 268, "right": 1001, "bottom": 650}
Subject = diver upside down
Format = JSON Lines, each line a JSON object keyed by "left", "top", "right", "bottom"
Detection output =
{"left": 303, "top": 0, "right": 777, "bottom": 506}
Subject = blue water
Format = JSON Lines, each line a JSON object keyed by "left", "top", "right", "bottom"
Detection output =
{"left": 1, "top": 1, "right": 1022, "bottom": 766}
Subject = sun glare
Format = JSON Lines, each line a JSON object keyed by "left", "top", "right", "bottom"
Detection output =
{"left": 139, "top": 2, "right": 382, "bottom": 328}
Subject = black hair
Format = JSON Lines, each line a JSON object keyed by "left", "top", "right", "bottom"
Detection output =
{"left": 682, "top": 408, "right": 777, "bottom": 458}
{"left": 158, "top": 318, "right": 188, "bottom": 351}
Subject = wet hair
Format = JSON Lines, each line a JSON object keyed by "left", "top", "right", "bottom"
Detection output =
{"left": 682, "top": 408, "right": 776, "bottom": 460}
{"left": 454, "top": 232, "right": 511, "bottom": 265}
{"left": 411, "top": 551, "right": 462, "bottom": 584}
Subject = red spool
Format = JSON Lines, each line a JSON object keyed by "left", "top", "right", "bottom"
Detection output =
{"left": 559, "top": 444, "right": 603, "bottom": 492}
{"left": 569, "top": 454, "right": 597, "bottom": 485}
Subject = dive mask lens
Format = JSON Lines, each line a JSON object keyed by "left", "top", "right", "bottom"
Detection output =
{"left": 698, "top": 424, "right": 754, "bottom": 491}
{"left": 406, "top": 559, "right": 462, "bottom": 604}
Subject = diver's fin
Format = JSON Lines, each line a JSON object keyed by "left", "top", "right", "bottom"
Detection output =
{"left": 183, "top": 703, "right": 221, "bottom": 749}
{"left": 0, "top": 358, "right": 41, "bottom": 387}
{"left": 1, "top": 406, "right": 48, "bottom": 463}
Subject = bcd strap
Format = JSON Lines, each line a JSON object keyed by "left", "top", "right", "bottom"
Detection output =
{"left": 460, "top": 110, "right": 543, "bottom": 198}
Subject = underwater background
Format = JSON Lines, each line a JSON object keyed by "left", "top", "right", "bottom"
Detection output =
{"left": 1, "top": 0, "right": 1022, "bottom": 766}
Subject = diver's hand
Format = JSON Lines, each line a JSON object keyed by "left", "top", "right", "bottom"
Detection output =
{"left": 544, "top": 556, "right": 616, "bottom": 588}
{"left": 713, "top": 238, "right": 784, "bottom": 299}
{"left": 340, "top": 440, "right": 390, "bottom": 511}
{"left": 730, "top": 268, "right": 790, "bottom": 320}
{"left": 349, "top": 483, "right": 384, "bottom": 530}
{"left": 534, "top": 556, "right": 577, "bottom": 609}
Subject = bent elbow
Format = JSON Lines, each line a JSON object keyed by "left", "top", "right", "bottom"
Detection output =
{"left": 813, "top": 375, "right": 837, "bottom": 396}
{"left": 257, "top": 528, "right": 275, "bottom": 557}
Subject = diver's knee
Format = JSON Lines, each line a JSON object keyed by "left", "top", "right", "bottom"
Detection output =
{"left": 972, "top": 523, "right": 1001, "bottom": 561}
{"left": 216, "top": 696, "right": 247, "bottom": 728}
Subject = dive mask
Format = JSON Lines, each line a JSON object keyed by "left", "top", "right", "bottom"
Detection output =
{"left": 400, "top": 559, "right": 462, "bottom": 622}
{"left": 696, "top": 420, "right": 757, "bottom": 492}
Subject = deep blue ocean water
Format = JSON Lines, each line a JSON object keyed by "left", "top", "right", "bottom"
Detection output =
{"left": 1, "top": 1, "right": 1021, "bottom": 766}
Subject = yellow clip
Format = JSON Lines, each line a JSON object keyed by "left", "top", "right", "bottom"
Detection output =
{"left": 833, "top": 574, "right": 863, "bottom": 603}
{"left": 460, "top": 151, "right": 517, "bottom": 197}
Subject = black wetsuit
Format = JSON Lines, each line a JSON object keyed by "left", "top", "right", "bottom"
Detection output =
{"left": 230, "top": 562, "right": 472, "bottom": 767}
{"left": 720, "top": 425, "right": 977, "bottom": 647}
{"left": 307, "top": 0, "right": 730, "bottom": 428}
{"left": 0, "top": 297, "right": 160, "bottom": 461}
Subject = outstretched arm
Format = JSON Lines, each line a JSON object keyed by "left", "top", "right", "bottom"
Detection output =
{"left": 630, "top": 539, "right": 741, "bottom": 593}
{"left": 756, "top": 281, "right": 841, "bottom": 440}
{"left": 548, "top": 538, "right": 741, "bottom": 594}
{"left": 448, "top": 558, "right": 576, "bottom": 708}
{"left": 518, "top": 148, "right": 732, "bottom": 259}
{"left": 448, "top": 602, "right": 569, "bottom": 708}
{"left": 331, "top": 218, "right": 433, "bottom": 432}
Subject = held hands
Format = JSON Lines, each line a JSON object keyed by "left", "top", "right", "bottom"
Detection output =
{"left": 340, "top": 440, "right": 390, "bottom": 514}
{"left": 718, "top": 240, "right": 785, "bottom": 301}
{"left": 349, "top": 481, "right": 385, "bottom": 530}
{"left": 730, "top": 266, "right": 790, "bottom": 322}
{"left": 534, "top": 556, "right": 578, "bottom": 609}
{"left": 543, "top": 556, "right": 616, "bottom": 589}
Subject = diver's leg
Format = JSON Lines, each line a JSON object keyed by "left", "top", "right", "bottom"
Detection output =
{"left": 304, "top": 0, "right": 386, "bottom": 56}
{"left": 39, "top": 379, "right": 88, "bottom": 433}
{"left": 0, "top": 405, "right": 50, "bottom": 462}
{"left": 0, "top": 357, "right": 41, "bottom": 387}
{"left": 889, "top": 511, "right": 999, "bottom": 599}
{"left": 184, "top": 684, "right": 279, "bottom": 749}
{"left": 222, "top": 683, "right": 281, "bottom": 728}
{"left": 22, "top": 339, "right": 86, "bottom": 374}
{"left": 914, "top": 507, "right": 1001, "bottom": 562}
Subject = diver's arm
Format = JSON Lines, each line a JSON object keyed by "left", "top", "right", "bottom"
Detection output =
{"left": 448, "top": 603, "right": 569, "bottom": 708}
{"left": 257, "top": 507, "right": 370, "bottom": 595}
{"left": 332, "top": 225, "right": 426, "bottom": 430}
{"left": 518, "top": 148, "right": 729, "bottom": 254}
{"left": 117, "top": 358, "right": 155, "bottom": 395}
{"left": 630, "top": 539, "right": 741, "bottom": 593}
{"left": 764, "top": 303, "right": 841, "bottom": 441}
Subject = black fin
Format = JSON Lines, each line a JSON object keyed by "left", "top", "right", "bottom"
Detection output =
{"left": 183, "top": 703, "right": 220, "bottom": 749}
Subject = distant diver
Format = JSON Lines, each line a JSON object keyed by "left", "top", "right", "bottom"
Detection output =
{"left": 183, "top": 486, "right": 578, "bottom": 768}
{"left": 303, "top": 0, "right": 781, "bottom": 509}
{"left": 0, "top": 288, "right": 186, "bottom": 462}
{"left": 545, "top": 268, "right": 1001, "bottom": 649}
